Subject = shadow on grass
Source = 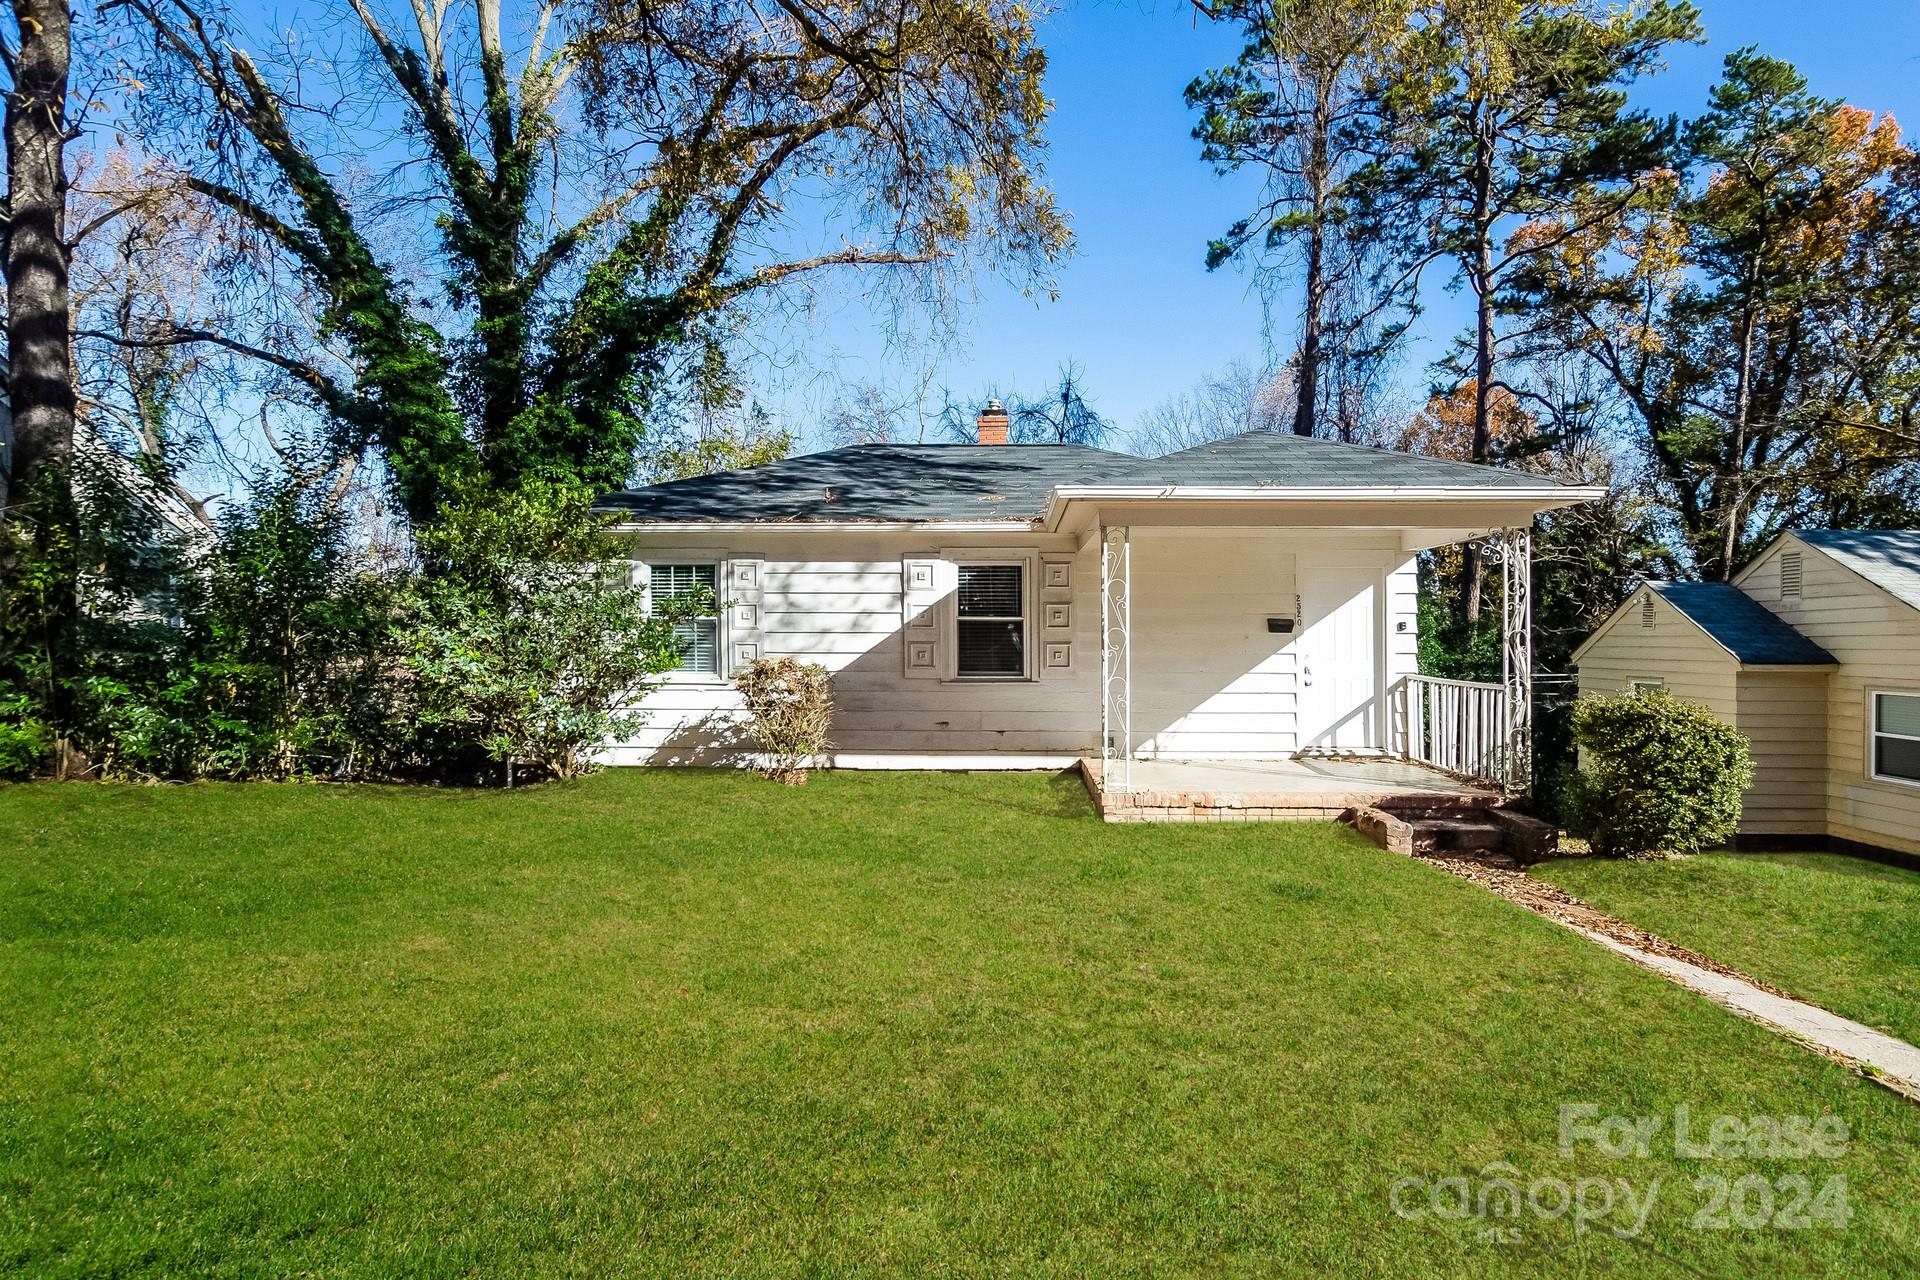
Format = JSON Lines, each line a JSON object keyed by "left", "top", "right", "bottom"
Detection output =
{"left": 908, "top": 769, "right": 1098, "bottom": 822}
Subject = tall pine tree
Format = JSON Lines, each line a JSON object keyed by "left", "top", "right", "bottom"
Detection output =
{"left": 1350, "top": 0, "right": 1700, "bottom": 620}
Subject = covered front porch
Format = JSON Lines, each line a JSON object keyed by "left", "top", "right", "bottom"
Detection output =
{"left": 1062, "top": 503, "right": 1544, "bottom": 808}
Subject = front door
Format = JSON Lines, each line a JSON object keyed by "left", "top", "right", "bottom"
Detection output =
{"left": 1296, "top": 568, "right": 1378, "bottom": 750}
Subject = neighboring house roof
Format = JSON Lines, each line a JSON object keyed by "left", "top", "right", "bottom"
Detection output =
{"left": 1646, "top": 582, "right": 1836, "bottom": 665}
{"left": 600, "top": 430, "right": 1571, "bottom": 524}
{"left": 1794, "top": 529, "right": 1920, "bottom": 612}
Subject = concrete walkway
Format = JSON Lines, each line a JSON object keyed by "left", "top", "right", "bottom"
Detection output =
{"left": 1407, "top": 848, "right": 1920, "bottom": 1101}
{"left": 1580, "top": 930, "right": 1920, "bottom": 1100}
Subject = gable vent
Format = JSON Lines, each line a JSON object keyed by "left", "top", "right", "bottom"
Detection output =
{"left": 1640, "top": 594, "right": 1657, "bottom": 628}
{"left": 1781, "top": 550, "right": 1804, "bottom": 598}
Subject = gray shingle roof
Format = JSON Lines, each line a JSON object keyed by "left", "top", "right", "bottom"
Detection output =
{"left": 599, "top": 443, "right": 1130, "bottom": 523}
{"left": 599, "top": 430, "right": 1566, "bottom": 523}
{"left": 1649, "top": 582, "right": 1835, "bottom": 665}
{"left": 1795, "top": 529, "right": 1920, "bottom": 611}
{"left": 1106, "top": 430, "right": 1556, "bottom": 489}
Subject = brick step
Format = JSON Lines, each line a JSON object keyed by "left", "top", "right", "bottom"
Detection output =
{"left": 1343, "top": 803, "right": 1558, "bottom": 863}
{"left": 1411, "top": 818, "right": 1505, "bottom": 854}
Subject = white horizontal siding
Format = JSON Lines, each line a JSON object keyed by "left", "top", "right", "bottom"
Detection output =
{"left": 612, "top": 530, "right": 1097, "bottom": 758}
{"left": 609, "top": 526, "right": 1416, "bottom": 766}
{"left": 1739, "top": 537, "right": 1920, "bottom": 854}
{"left": 1130, "top": 529, "right": 1406, "bottom": 759}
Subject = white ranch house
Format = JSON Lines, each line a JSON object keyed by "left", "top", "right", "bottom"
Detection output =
{"left": 1574, "top": 529, "right": 1920, "bottom": 859}
{"left": 601, "top": 406, "right": 1600, "bottom": 812}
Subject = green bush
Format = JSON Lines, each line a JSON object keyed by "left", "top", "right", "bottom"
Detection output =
{"left": 1564, "top": 690, "right": 1754, "bottom": 857}
{"left": 0, "top": 697, "right": 51, "bottom": 779}
{"left": 403, "top": 478, "right": 690, "bottom": 784}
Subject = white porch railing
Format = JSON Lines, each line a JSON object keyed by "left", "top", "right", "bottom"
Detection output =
{"left": 1391, "top": 674, "right": 1520, "bottom": 790}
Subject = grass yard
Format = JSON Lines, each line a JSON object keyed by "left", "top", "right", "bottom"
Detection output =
{"left": 4, "top": 771, "right": 1918, "bottom": 1277}
{"left": 1536, "top": 851, "right": 1920, "bottom": 1047}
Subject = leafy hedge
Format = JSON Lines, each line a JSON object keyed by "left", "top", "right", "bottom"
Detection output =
{"left": 1563, "top": 690, "right": 1754, "bottom": 857}
{"left": 2, "top": 475, "right": 689, "bottom": 786}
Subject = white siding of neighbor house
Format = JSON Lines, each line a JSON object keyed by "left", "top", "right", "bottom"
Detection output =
{"left": 1575, "top": 585, "right": 1739, "bottom": 720}
{"left": 602, "top": 526, "right": 1417, "bottom": 765}
{"left": 1737, "top": 536, "right": 1920, "bottom": 855}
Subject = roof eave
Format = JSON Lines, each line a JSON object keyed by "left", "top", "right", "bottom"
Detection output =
{"left": 602, "top": 518, "right": 1041, "bottom": 534}
{"left": 1040, "top": 483, "right": 1607, "bottom": 532}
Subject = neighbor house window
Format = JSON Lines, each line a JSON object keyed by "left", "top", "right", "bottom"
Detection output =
{"left": 1631, "top": 679, "right": 1665, "bottom": 695}
{"left": 956, "top": 563, "right": 1026, "bottom": 677}
{"left": 1871, "top": 692, "right": 1920, "bottom": 785}
{"left": 650, "top": 562, "right": 719, "bottom": 675}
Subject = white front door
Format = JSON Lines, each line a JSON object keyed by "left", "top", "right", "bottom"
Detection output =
{"left": 1296, "top": 568, "right": 1378, "bottom": 750}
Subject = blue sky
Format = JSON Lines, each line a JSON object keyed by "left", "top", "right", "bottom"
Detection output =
{"left": 767, "top": 0, "right": 1920, "bottom": 448}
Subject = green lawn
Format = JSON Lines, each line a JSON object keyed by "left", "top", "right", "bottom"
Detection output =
{"left": 1535, "top": 851, "right": 1920, "bottom": 1047}
{"left": 3, "top": 772, "right": 1917, "bottom": 1277}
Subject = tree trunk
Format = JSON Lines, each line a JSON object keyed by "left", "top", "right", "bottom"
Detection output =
{"left": 1294, "top": 217, "right": 1325, "bottom": 437}
{"left": 1293, "top": 90, "right": 1332, "bottom": 438}
{"left": 1461, "top": 113, "right": 1497, "bottom": 626}
{"left": 3, "top": 0, "right": 75, "bottom": 519}
{"left": 1706, "top": 295, "right": 1761, "bottom": 581}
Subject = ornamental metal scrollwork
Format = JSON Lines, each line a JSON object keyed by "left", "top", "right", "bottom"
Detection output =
{"left": 1100, "top": 526, "right": 1132, "bottom": 790}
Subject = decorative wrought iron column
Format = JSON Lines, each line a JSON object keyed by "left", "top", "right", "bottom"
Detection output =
{"left": 1498, "top": 526, "right": 1534, "bottom": 793}
{"left": 1100, "top": 525, "right": 1132, "bottom": 789}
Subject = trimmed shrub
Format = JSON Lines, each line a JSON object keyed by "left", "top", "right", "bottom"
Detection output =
{"left": 733, "top": 657, "right": 833, "bottom": 785}
{"left": 1564, "top": 690, "right": 1753, "bottom": 857}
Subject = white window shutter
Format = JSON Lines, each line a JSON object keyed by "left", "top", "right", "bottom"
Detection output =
{"left": 902, "top": 557, "right": 952, "bottom": 679}
{"left": 727, "top": 559, "right": 763, "bottom": 673}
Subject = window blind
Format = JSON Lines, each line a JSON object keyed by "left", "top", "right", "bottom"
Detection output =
{"left": 957, "top": 564, "right": 1024, "bottom": 676}
{"left": 651, "top": 563, "right": 719, "bottom": 674}
{"left": 1875, "top": 693, "right": 1920, "bottom": 783}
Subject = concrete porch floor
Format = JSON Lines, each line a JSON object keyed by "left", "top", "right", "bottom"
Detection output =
{"left": 1079, "top": 755, "right": 1501, "bottom": 823}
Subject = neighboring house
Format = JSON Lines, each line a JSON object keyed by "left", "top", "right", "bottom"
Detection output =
{"left": 599, "top": 405, "right": 1599, "bottom": 777}
{"left": 0, "top": 362, "right": 210, "bottom": 622}
{"left": 1573, "top": 530, "right": 1920, "bottom": 857}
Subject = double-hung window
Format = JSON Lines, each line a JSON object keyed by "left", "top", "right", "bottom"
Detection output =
{"left": 649, "top": 562, "right": 720, "bottom": 676}
{"left": 1871, "top": 692, "right": 1920, "bottom": 786}
{"left": 955, "top": 563, "right": 1026, "bottom": 678}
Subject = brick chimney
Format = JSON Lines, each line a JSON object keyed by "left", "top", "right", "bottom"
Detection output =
{"left": 976, "top": 398, "right": 1010, "bottom": 446}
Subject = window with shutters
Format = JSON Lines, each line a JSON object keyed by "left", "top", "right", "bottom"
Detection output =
{"left": 648, "top": 562, "right": 720, "bottom": 676}
{"left": 954, "top": 563, "right": 1027, "bottom": 678}
{"left": 1870, "top": 692, "right": 1920, "bottom": 786}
